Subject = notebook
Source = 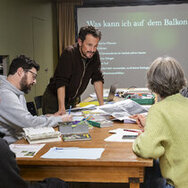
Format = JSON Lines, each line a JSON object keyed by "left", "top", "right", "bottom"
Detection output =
{"left": 62, "top": 133, "right": 91, "bottom": 142}
{"left": 58, "top": 121, "right": 89, "bottom": 135}
{"left": 58, "top": 121, "right": 91, "bottom": 142}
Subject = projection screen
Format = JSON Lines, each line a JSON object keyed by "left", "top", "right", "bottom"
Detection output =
{"left": 76, "top": 3, "right": 188, "bottom": 89}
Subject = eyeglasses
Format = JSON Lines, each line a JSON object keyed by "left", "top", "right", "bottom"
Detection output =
{"left": 28, "top": 70, "right": 37, "bottom": 80}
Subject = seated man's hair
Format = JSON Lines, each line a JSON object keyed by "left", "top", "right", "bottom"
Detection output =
{"left": 78, "top": 25, "right": 101, "bottom": 41}
{"left": 8, "top": 55, "right": 40, "bottom": 75}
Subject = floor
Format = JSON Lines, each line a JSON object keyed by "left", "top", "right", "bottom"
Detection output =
{"left": 69, "top": 182, "right": 144, "bottom": 188}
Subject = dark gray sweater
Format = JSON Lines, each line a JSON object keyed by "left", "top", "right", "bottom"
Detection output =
{"left": 0, "top": 75, "right": 62, "bottom": 144}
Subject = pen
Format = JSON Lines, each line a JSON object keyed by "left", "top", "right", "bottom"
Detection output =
{"left": 82, "top": 115, "right": 93, "bottom": 121}
{"left": 55, "top": 147, "right": 79, "bottom": 150}
{"left": 68, "top": 105, "right": 72, "bottom": 115}
{"left": 124, "top": 129, "right": 141, "bottom": 133}
{"left": 55, "top": 147, "right": 64, "bottom": 150}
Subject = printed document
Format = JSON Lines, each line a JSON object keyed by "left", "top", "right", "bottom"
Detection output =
{"left": 10, "top": 144, "right": 45, "bottom": 158}
{"left": 41, "top": 147, "right": 104, "bottom": 159}
{"left": 99, "top": 99, "right": 148, "bottom": 121}
{"left": 105, "top": 128, "right": 139, "bottom": 142}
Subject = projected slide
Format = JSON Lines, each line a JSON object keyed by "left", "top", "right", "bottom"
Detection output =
{"left": 76, "top": 4, "right": 188, "bottom": 88}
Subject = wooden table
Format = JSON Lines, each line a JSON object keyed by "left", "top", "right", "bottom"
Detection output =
{"left": 16, "top": 122, "right": 152, "bottom": 188}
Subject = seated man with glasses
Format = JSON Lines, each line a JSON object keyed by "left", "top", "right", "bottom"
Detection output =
{"left": 0, "top": 55, "right": 72, "bottom": 144}
{"left": 28, "top": 70, "right": 37, "bottom": 81}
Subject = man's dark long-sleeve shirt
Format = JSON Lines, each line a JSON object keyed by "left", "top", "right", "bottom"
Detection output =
{"left": 48, "top": 43, "right": 104, "bottom": 100}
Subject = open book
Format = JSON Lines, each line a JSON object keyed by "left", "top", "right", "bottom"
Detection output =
{"left": 23, "top": 127, "right": 62, "bottom": 144}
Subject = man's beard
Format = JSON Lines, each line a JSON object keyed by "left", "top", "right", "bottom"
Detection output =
{"left": 20, "top": 74, "right": 32, "bottom": 94}
{"left": 80, "top": 47, "right": 94, "bottom": 59}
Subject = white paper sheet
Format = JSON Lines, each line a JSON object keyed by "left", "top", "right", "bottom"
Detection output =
{"left": 105, "top": 128, "right": 139, "bottom": 142}
{"left": 10, "top": 144, "right": 45, "bottom": 158}
{"left": 72, "top": 116, "right": 85, "bottom": 121}
{"left": 41, "top": 147, "right": 105, "bottom": 159}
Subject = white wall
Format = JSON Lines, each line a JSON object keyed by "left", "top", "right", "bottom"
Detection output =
{"left": 0, "top": 0, "right": 57, "bottom": 101}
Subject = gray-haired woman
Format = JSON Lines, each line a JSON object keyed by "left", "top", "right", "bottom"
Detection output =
{"left": 132, "top": 56, "right": 188, "bottom": 188}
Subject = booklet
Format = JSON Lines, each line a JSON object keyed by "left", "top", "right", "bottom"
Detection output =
{"left": 58, "top": 121, "right": 90, "bottom": 135}
{"left": 10, "top": 144, "right": 45, "bottom": 158}
{"left": 62, "top": 133, "right": 91, "bottom": 142}
{"left": 23, "top": 127, "right": 62, "bottom": 144}
{"left": 59, "top": 121, "right": 91, "bottom": 141}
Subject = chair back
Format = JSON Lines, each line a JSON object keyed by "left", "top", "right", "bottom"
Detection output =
{"left": 34, "top": 95, "right": 42, "bottom": 110}
{"left": 26, "top": 102, "right": 37, "bottom": 116}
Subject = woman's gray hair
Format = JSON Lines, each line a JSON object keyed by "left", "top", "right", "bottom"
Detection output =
{"left": 147, "top": 56, "right": 187, "bottom": 98}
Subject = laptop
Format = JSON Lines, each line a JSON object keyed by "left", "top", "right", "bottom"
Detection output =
{"left": 89, "top": 84, "right": 117, "bottom": 103}
{"left": 106, "top": 84, "right": 117, "bottom": 102}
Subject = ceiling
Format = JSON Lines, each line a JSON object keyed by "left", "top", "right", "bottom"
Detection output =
{"left": 83, "top": 0, "right": 187, "bottom": 6}
{"left": 50, "top": 0, "right": 188, "bottom": 6}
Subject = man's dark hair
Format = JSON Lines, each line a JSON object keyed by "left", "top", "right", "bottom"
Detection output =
{"left": 8, "top": 55, "right": 40, "bottom": 75}
{"left": 78, "top": 26, "right": 101, "bottom": 42}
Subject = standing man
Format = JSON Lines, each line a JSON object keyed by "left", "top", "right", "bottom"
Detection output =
{"left": 42, "top": 26, "right": 104, "bottom": 115}
{"left": 0, "top": 55, "right": 72, "bottom": 144}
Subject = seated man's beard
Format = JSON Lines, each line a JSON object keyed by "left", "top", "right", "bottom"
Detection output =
{"left": 20, "top": 75, "right": 31, "bottom": 94}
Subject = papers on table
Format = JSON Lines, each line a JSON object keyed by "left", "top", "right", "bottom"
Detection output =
{"left": 89, "top": 108, "right": 109, "bottom": 114}
{"left": 68, "top": 111, "right": 85, "bottom": 121}
{"left": 10, "top": 144, "right": 45, "bottom": 158}
{"left": 99, "top": 99, "right": 148, "bottom": 121}
{"left": 123, "top": 117, "right": 136, "bottom": 124}
{"left": 105, "top": 134, "right": 135, "bottom": 142}
{"left": 70, "top": 104, "right": 97, "bottom": 112}
{"left": 90, "top": 88, "right": 128, "bottom": 99}
{"left": 105, "top": 128, "right": 139, "bottom": 142}
{"left": 41, "top": 147, "right": 104, "bottom": 159}
{"left": 90, "top": 89, "right": 110, "bottom": 99}
{"left": 72, "top": 116, "right": 85, "bottom": 121}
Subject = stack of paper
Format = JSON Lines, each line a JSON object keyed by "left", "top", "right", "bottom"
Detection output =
{"left": 23, "top": 127, "right": 62, "bottom": 144}
{"left": 99, "top": 99, "right": 148, "bottom": 121}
